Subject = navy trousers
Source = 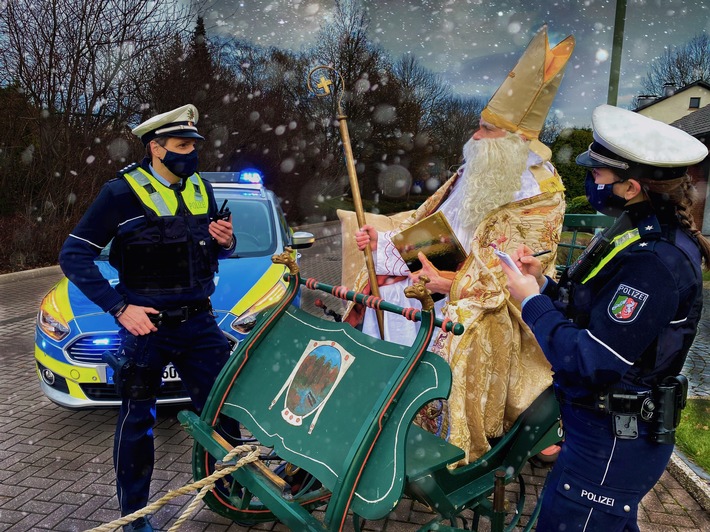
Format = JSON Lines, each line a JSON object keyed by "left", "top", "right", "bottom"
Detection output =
{"left": 113, "top": 311, "right": 232, "bottom": 516}
{"left": 536, "top": 403, "right": 674, "bottom": 531}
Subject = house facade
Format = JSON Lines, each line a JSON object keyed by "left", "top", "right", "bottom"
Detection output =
{"left": 636, "top": 80, "right": 710, "bottom": 123}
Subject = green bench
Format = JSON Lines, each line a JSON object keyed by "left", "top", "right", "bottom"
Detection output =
{"left": 179, "top": 253, "right": 562, "bottom": 531}
{"left": 556, "top": 213, "right": 614, "bottom": 275}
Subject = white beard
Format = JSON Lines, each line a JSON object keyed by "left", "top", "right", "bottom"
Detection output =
{"left": 456, "top": 133, "right": 530, "bottom": 232}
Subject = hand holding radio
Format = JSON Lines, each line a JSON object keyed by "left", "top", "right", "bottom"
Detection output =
{"left": 210, "top": 199, "right": 234, "bottom": 248}
{"left": 214, "top": 199, "right": 231, "bottom": 222}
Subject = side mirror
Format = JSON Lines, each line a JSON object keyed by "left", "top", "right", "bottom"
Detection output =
{"left": 291, "top": 231, "right": 315, "bottom": 249}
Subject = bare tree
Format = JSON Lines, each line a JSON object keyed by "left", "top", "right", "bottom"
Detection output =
{"left": 391, "top": 54, "right": 451, "bottom": 131}
{"left": 0, "top": 0, "right": 192, "bottom": 134}
{"left": 0, "top": 0, "right": 193, "bottom": 201}
{"left": 641, "top": 33, "right": 710, "bottom": 96}
{"left": 308, "top": 0, "right": 389, "bottom": 206}
{"left": 0, "top": 0, "right": 192, "bottom": 269}
{"left": 385, "top": 54, "right": 453, "bottom": 183}
{"left": 539, "top": 114, "right": 563, "bottom": 146}
{"left": 430, "top": 95, "right": 486, "bottom": 175}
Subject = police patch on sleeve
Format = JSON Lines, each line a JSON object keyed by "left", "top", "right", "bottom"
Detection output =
{"left": 608, "top": 284, "right": 648, "bottom": 323}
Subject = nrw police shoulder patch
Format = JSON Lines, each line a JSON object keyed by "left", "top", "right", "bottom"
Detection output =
{"left": 608, "top": 284, "right": 648, "bottom": 323}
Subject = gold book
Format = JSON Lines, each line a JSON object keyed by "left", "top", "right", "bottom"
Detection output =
{"left": 391, "top": 211, "right": 467, "bottom": 273}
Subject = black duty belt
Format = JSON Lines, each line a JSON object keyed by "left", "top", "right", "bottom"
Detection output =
{"left": 149, "top": 299, "right": 212, "bottom": 326}
{"left": 555, "top": 377, "right": 688, "bottom": 443}
{"left": 555, "top": 388, "right": 656, "bottom": 421}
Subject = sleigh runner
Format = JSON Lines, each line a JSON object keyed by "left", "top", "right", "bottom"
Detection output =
{"left": 178, "top": 250, "right": 561, "bottom": 531}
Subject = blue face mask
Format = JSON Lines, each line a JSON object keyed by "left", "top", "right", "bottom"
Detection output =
{"left": 161, "top": 148, "right": 199, "bottom": 178}
{"left": 585, "top": 171, "right": 627, "bottom": 216}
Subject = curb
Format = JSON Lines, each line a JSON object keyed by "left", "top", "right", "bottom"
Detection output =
{"left": 0, "top": 264, "right": 62, "bottom": 284}
{"left": 668, "top": 451, "right": 710, "bottom": 512}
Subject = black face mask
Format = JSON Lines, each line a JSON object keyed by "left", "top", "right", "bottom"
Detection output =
{"left": 160, "top": 148, "right": 199, "bottom": 178}
{"left": 584, "top": 171, "right": 627, "bottom": 217}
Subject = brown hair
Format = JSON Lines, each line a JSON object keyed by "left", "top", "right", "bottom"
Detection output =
{"left": 145, "top": 136, "right": 168, "bottom": 159}
{"left": 636, "top": 174, "right": 710, "bottom": 270}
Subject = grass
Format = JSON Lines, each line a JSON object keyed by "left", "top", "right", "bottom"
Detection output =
{"left": 675, "top": 397, "right": 710, "bottom": 473}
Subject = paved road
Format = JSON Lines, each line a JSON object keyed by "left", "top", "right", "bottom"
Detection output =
{"left": 0, "top": 222, "right": 708, "bottom": 531}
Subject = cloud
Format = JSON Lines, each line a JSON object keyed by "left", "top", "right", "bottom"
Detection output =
{"left": 206, "top": 0, "right": 710, "bottom": 127}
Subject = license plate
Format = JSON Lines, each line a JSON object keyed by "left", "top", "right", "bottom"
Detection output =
{"left": 162, "top": 363, "right": 180, "bottom": 382}
{"left": 105, "top": 363, "right": 181, "bottom": 384}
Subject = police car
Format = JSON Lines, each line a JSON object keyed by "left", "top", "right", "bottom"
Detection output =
{"left": 34, "top": 170, "right": 314, "bottom": 408}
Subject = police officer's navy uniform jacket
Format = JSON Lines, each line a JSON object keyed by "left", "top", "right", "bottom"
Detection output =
{"left": 59, "top": 160, "right": 234, "bottom": 312}
{"left": 59, "top": 160, "right": 237, "bottom": 519}
{"left": 521, "top": 203, "right": 703, "bottom": 530}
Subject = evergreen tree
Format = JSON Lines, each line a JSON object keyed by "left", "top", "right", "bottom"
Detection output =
{"left": 550, "top": 127, "right": 594, "bottom": 212}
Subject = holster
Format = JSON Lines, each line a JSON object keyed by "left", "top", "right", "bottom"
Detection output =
{"left": 102, "top": 348, "right": 160, "bottom": 400}
{"left": 651, "top": 375, "right": 688, "bottom": 445}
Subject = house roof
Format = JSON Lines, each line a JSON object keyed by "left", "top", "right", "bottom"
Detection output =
{"left": 635, "top": 79, "right": 710, "bottom": 112}
{"left": 671, "top": 103, "right": 710, "bottom": 137}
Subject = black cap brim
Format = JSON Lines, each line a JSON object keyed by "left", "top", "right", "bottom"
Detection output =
{"left": 575, "top": 149, "right": 607, "bottom": 168}
{"left": 141, "top": 130, "right": 205, "bottom": 145}
{"left": 575, "top": 141, "right": 633, "bottom": 171}
{"left": 158, "top": 130, "right": 205, "bottom": 141}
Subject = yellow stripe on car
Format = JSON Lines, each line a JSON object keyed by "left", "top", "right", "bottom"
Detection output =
{"left": 35, "top": 347, "right": 102, "bottom": 384}
{"left": 52, "top": 278, "right": 75, "bottom": 322}
{"left": 231, "top": 263, "right": 288, "bottom": 315}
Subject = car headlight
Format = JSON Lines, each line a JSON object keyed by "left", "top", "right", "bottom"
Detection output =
{"left": 38, "top": 287, "right": 71, "bottom": 341}
{"left": 231, "top": 278, "right": 288, "bottom": 334}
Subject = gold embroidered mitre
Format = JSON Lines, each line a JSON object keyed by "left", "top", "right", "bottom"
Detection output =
{"left": 481, "top": 26, "right": 575, "bottom": 140}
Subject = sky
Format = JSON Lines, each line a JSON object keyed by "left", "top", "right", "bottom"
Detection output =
{"left": 199, "top": 0, "right": 710, "bottom": 128}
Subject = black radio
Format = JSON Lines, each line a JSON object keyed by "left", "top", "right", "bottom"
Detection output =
{"left": 214, "top": 199, "right": 231, "bottom": 221}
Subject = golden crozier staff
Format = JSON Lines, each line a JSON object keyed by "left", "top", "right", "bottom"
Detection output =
{"left": 308, "top": 65, "right": 385, "bottom": 338}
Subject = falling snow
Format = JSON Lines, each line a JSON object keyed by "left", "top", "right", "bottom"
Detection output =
{"left": 205, "top": 0, "right": 709, "bottom": 127}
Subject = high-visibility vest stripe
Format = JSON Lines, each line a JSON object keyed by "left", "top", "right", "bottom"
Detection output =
{"left": 123, "top": 168, "right": 209, "bottom": 216}
{"left": 582, "top": 228, "right": 641, "bottom": 284}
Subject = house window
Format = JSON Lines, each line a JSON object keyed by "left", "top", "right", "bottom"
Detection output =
{"left": 689, "top": 97, "right": 701, "bottom": 109}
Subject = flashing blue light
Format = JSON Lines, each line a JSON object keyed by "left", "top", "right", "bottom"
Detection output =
{"left": 92, "top": 338, "right": 111, "bottom": 346}
{"left": 239, "top": 169, "right": 263, "bottom": 184}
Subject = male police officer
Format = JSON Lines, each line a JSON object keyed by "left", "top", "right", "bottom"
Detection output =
{"left": 59, "top": 104, "right": 236, "bottom": 532}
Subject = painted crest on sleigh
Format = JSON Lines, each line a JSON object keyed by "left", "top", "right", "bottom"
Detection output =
{"left": 270, "top": 339, "right": 355, "bottom": 434}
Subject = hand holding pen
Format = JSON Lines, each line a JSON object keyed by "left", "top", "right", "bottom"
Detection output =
{"left": 510, "top": 245, "right": 549, "bottom": 289}
{"left": 498, "top": 244, "right": 550, "bottom": 303}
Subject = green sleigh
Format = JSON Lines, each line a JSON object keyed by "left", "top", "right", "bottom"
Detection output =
{"left": 178, "top": 250, "right": 562, "bottom": 531}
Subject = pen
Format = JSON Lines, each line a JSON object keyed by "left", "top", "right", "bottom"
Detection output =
{"left": 531, "top": 249, "right": 552, "bottom": 257}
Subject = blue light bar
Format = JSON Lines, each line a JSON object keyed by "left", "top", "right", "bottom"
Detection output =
{"left": 239, "top": 169, "right": 263, "bottom": 184}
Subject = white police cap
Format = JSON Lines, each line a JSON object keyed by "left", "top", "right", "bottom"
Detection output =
{"left": 576, "top": 104, "right": 707, "bottom": 179}
{"left": 131, "top": 104, "right": 205, "bottom": 145}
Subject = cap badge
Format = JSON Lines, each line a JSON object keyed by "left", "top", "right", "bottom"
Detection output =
{"left": 186, "top": 108, "right": 195, "bottom": 121}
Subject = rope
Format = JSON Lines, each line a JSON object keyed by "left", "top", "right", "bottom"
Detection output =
{"left": 84, "top": 444, "right": 260, "bottom": 532}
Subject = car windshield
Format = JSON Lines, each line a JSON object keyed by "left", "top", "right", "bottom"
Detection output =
{"left": 215, "top": 192, "right": 277, "bottom": 258}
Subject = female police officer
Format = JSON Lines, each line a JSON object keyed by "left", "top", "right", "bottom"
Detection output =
{"left": 501, "top": 104, "right": 709, "bottom": 531}
{"left": 59, "top": 104, "right": 236, "bottom": 532}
